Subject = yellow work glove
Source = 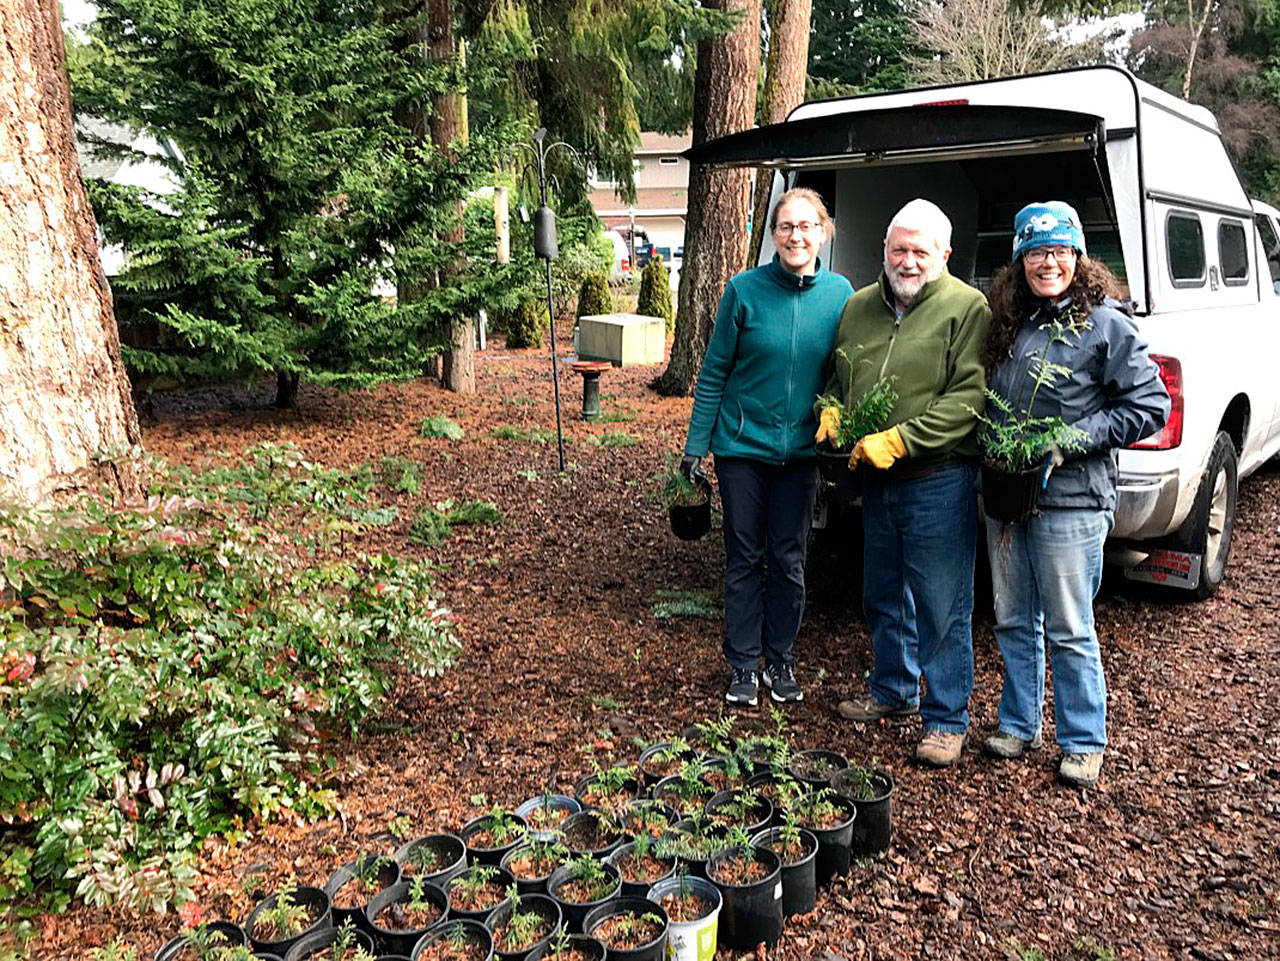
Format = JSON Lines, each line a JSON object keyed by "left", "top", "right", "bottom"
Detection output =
{"left": 850, "top": 426, "right": 907, "bottom": 470}
{"left": 815, "top": 406, "right": 841, "bottom": 445}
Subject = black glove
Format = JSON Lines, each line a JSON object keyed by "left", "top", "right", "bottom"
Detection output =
{"left": 680, "top": 455, "right": 705, "bottom": 484}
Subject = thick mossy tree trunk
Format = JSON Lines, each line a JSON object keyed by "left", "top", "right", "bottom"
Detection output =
{"left": 653, "top": 0, "right": 761, "bottom": 397}
{"left": 0, "top": 0, "right": 143, "bottom": 505}
{"left": 747, "top": 0, "right": 812, "bottom": 268}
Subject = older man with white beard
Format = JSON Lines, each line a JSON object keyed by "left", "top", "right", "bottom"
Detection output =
{"left": 815, "top": 198, "right": 990, "bottom": 767}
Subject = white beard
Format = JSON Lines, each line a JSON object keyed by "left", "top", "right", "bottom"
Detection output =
{"left": 885, "top": 258, "right": 943, "bottom": 307}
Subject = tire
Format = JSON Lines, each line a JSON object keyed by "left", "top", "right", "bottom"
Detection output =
{"left": 1166, "top": 429, "right": 1238, "bottom": 600}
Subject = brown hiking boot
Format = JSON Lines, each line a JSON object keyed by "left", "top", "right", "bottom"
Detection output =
{"left": 916, "top": 731, "right": 965, "bottom": 767}
{"left": 836, "top": 695, "right": 918, "bottom": 722}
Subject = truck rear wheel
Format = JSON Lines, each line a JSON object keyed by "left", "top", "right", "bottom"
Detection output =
{"left": 1168, "top": 430, "right": 1238, "bottom": 600}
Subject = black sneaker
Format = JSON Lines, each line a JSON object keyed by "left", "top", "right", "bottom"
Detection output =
{"left": 725, "top": 669, "right": 759, "bottom": 706}
{"left": 763, "top": 663, "right": 803, "bottom": 703}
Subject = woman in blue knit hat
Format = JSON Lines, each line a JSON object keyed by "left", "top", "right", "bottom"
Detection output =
{"left": 980, "top": 201, "right": 1169, "bottom": 788}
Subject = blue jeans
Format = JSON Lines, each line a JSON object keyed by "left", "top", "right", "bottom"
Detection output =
{"left": 985, "top": 507, "right": 1112, "bottom": 753}
{"left": 716, "top": 457, "right": 820, "bottom": 672}
{"left": 861, "top": 462, "right": 977, "bottom": 734}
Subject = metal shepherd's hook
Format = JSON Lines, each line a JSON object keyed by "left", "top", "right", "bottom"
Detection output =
{"left": 517, "top": 128, "right": 581, "bottom": 473}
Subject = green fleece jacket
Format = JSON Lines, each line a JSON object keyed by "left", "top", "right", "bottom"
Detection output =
{"left": 822, "top": 268, "right": 990, "bottom": 476}
{"left": 686, "top": 257, "right": 853, "bottom": 464}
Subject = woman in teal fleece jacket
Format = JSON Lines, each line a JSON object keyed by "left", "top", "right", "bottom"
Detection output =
{"left": 681, "top": 187, "right": 853, "bottom": 707}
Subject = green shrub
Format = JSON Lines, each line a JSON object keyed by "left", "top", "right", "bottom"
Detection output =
{"left": 378, "top": 456, "right": 423, "bottom": 495}
{"left": 506, "top": 300, "right": 547, "bottom": 349}
{"left": 419, "top": 415, "right": 465, "bottom": 440}
{"left": 489, "top": 425, "right": 557, "bottom": 445}
{"left": 575, "top": 272, "right": 614, "bottom": 321}
{"left": 586, "top": 431, "right": 638, "bottom": 448}
{"left": 637, "top": 256, "right": 674, "bottom": 332}
{"left": 408, "top": 499, "right": 505, "bottom": 547}
{"left": 0, "top": 458, "right": 460, "bottom": 914}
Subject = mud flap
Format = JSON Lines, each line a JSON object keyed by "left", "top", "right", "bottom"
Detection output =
{"left": 1124, "top": 548, "right": 1202, "bottom": 590}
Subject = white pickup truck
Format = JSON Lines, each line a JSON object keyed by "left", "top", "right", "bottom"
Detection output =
{"left": 687, "top": 65, "right": 1280, "bottom": 598}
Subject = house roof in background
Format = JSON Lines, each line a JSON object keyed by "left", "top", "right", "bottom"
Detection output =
{"left": 589, "top": 186, "right": 688, "bottom": 216}
{"left": 637, "top": 131, "right": 692, "bottom": 155}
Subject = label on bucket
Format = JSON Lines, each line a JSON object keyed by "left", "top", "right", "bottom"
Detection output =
{"left": 666, "top": 917, "right": 718, "bottom": 961}
{"left": 774, "top": 881, "right": 783, "bottom": 900}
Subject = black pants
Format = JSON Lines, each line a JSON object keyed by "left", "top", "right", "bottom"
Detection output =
{"left": 715, "top": 456, "right": 819, "bottom": 672}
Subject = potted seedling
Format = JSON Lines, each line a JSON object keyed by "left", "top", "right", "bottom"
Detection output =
{"left": 282, "top": 919, "right": 375, "bottom": 961}
{"left": 461, "top": 806, "right": 528, "bottom": 866}
{"left": 679, "top": 717, "right": 736, "bottom": 758}
{"left": 325, "top": 853, "right": 400, "bottom": 930}
{"left": 698, "top": 753, "right": 747, "bottom": 794}
{"left": 662, "top": 456, "right": 711, "bottom": 541}
{"left": 651, "top": 763, "right": 715, "bottom": 820}
{"left": 515, "top": 794, "right": 581, "bottom": 839}
{"left": 816, "top": 351, "right": 899, "bottom": 487}
{"left": 647, "top": 870, "right": 722, "bottom": 961}
{"left": 829, "top": 759, "right": 895, "bottom": 858}
{"left": 619, "top": 799, "right": 676, "bottom": 842}
{"left": 445, "top": 865, "right": 516, "bottom": 923}
{"left": 751, "top": 812, "right": 819, "bottom": 917}
{"left": 582, "top": 898, "right": 669, "bottom": 961}
{"left": 487, "top": 886, "right": 561, "bottom": 961}
{"left": 559, "top": 810, "right": 625, "bottom": 858}
{"left": 972, "top": 309, "right": 1091, "bottom": 522}
{"left": 786, "top": 748, "right": 849, "bottom": 790}
{"left": 502, "top": 838, "right": 571, "bottom": 895}
{"left": 245, "top": 885, "right": 332, "bottom": 957}
{"left": 395, "top": 833, "right": 467, "bottom": 887}
{"left": 546, "top": 855, "right": 622, "bottom": 933}
{"left": 366, "top": 876, "right": 449, "bottom": 956}
{"left": 705, "top": 829, "right": 783, "bottom": 951}
{"left": 792, "top": 788, "right": 857, "bottom": 887}
{"left": 703, "top": 789, "right": 772, "bottom": 836}
{"left": 526, "top": 929, "right": 605, "bottom": 961}
{"left": 637, "top": 739, "right": 696, "bottom": 786}
{"left": 574, "top": 761, "right": 641, "bottom": 812}
{"left": 154, "top": 920, "right": 249, "bottom": 961}
{"left": 658, "top": 818, "right": 727, "bottom": 879}
{"left": 606, "top": 832, "right": 678, "bottom": 897}
{"left": 410, "top": 919, "right": 494, "bottom": 961}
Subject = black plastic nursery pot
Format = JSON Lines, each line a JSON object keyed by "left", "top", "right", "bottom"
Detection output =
{"left": 796, "top": 794, "right": 857, "bottom": 888}
{"left": 787, "top": 749, "right": 849, "bottom": 791}
{"left": 750, "top": 827, "right": 818, "bottom": 918}
{"left": 678, "top": 723, "right": 737, "bottom": 758}
{"left": 545, "top": 862, "right": 622, "bottom": 934}
{"left": 703, "top": 789, "right": 773, "bottom": 837}
{"left": 461, "top": 812, "right": 530, "bottom": 867}
{"left": 515, "top": 794, "right": 582, "bottom": 840}
{"left": 830, "top": 767, "right": 895, "bottom": 858}
{"left": 526, "top": 933, "right": 606, "bottom": 960}
{"left": 245, "top": 886, "right": 333, "bottom": 958}
{"left": 559, "top": 811, "right": 625, "bottom": 859}
{"left": 981, "top": 461, "right": 1043, "bottom": 523}
{"left": 816, "top": 444, "right": 860, "bottom": 504}
{"left": 572, "top": 772, "right": 644, "bottom": 811}
{"left": 668, "top": 478, "right": 711, "bottom": 542}
{"left": 661, "top": 818, "right": 728, "bottom": 879}
{"left": 445, "top": 866, "right": 517, "bottom": 924}
{"left": 606, "top": 841, "right": 678, "bottom": 898}
{"left": 410, "top": 917, "right": 494, "bottom": 960}
{"left": 324, "top": 854, "right": 402, "bottom": 932}
{"left": 282, "top": 924, "right": 375, "bottom": 961}
{"left": 395, "top": 833, "right": 469, "bottom": 888}
{"left": 646, "top": 874, "right": 722, "bottom": 961}
{"left": 619, "top": 799, "right": 678, "bottom": 842}
{"left": 651, "top": 774, "right": 715, "bottom": 821}
{"left": 485, "top": 892, "right": 562, "bottom": 961}
{"left": 582, "top": 896, "right": 669, "bottom": 961}
{"left": 637, "top": 742, "right": 698, "bottom": 787}
{"left": 365, "top": 880, "right": 450, "bottom": 956}
{"left": 706, "top": 846, "right": 783, "bottom": 951}
{"left": 500, "top": 841, "right": 566, "bottom": 896}
{"left": 154, "top": 920, "right": 248, "bottom": 960}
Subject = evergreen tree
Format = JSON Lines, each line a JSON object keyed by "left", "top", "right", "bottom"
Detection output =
{"left": 71, "top": 0, "right": 511, "bottom": 406}
{"left": 637, "top": 257, "right": 674, "bottom": 332}
{"left": 808, "top": 0, "right": 922, "bottom": 97}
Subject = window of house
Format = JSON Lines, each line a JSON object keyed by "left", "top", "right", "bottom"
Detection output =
{"left": 1166, "top": 212, "right": 1205, "bottom": 287}
{"left": 1218, "top": 219, "right": 1249, "bottom": 284}
{"left": 658, "top": 156, "right": 679, "bottom": 166}
{"left": 1254, "top": 213, "right": 1280, "bottom": 287}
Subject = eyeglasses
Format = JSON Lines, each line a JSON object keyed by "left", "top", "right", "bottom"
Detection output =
{"left": 774, "top": 221, "right": 822, "bottom": 236}
{"left": 1024, "top": 246, "right": 1077, "bottom": 264}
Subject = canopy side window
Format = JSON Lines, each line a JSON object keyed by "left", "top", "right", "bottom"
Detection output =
{"left": 1254, "top": 213, "right": 1280, "bottom": 288}
{"left": 1217, "top": 219, "right": 1249, "bottom": 285}
{"left": 1166, "top": 211, "right": 1206, "bottom": 288}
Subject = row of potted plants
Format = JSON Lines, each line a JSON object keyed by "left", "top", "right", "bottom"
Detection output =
{"left": 155, "top": 717, "right": 894, "bottom": 961}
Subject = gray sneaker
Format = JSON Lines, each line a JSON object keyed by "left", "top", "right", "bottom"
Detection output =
{"left": 725, "top": 669, "right": 759, "bottom": 707}
{"left": 763, "top": 663, "right": 803, "bottom": 703}
{"left": 1058, "top": 752, "right": 1103, "bottom": 788}
{"left": 982, "top": 730, "right": 1044, "bottom": 759}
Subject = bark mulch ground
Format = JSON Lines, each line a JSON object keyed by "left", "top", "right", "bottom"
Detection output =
{"left": 40, "top": 331, "right": 1280, "bottom": 960}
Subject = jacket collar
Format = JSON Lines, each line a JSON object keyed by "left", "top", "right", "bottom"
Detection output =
{"left": 766, "top": 253, "right": 824, "bottom": 290}
{"left": 877, "top": 266, "right": 951, "bottom": 314}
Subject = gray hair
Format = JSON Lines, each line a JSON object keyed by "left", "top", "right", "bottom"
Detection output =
{"left": 885, "top": 198, "right": 952, "bottom": 251}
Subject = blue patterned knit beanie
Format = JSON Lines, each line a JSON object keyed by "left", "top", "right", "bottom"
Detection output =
{"left": 1012, "top": 201, "right": 1086, "bottom": 260}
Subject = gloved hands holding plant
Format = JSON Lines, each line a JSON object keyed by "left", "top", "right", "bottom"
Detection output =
{"left": 680, "top": 455, "right": 707, "bottom": 485}
{"left": 814, "top": 406, "right": 841, "bottom": 446}
{"left": 849, "top": 426, "right": 907, "bottom": 470}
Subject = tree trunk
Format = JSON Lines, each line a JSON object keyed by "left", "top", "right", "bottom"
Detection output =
{"left": 429, "top": 0, "right": 475, "bottom": 394}
{"left": 747, "top": 0, "right": 812, "bottom": 268}
{"left": 0, "top": 0, "right": 143, "bottom": 507}
{"left": 653, "top": 0, "right": 762, "bottom": 397}
{"left": 1183, "top": 0, "right": 1215, "bottom": 100}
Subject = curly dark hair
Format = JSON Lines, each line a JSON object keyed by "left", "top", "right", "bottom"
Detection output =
{"left": 982, "top": 256, "right": 1125, "bottom": 372}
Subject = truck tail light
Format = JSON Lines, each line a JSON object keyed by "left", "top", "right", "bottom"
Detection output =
{"left": 620, "top": 257, "right": 631, "bottom": 272}
{"left": 1130, "top": 354, "right": 1183, "bottom": 450}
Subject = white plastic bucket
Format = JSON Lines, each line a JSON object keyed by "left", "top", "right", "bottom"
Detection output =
{"left": 648, "top": 874, "right": 721, "bottom": 961}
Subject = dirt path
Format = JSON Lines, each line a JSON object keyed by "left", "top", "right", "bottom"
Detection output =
{"left": 49, "top": 335, "right": 1280, "bottom": 960}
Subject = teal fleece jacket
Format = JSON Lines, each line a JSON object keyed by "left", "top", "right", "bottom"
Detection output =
{"left": 685, "top": 257, "right": 853, "bottom": 464}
